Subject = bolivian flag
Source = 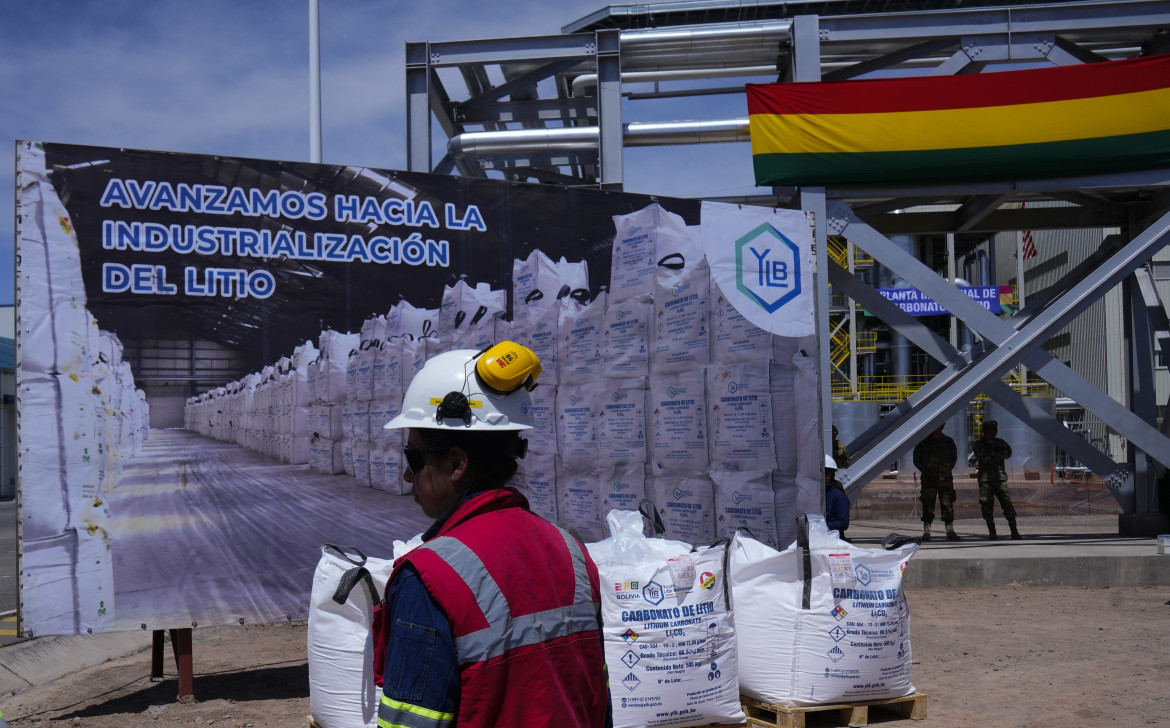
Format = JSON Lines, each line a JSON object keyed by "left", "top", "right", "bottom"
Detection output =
{"left": 748, "top": 54, "right": 1170, "bottom": 186}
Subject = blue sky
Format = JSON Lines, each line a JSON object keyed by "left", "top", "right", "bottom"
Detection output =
{"left": 1, "top": 0, "right": 762, "bottom": 307}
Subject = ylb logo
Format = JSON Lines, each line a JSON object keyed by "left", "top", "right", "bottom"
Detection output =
{"left": 642, "top": 580, "right": 665, "bottom": 605}
{"left": 855, "top": 564, "right": 872, "bottom": 586}
{"left": 735, "top": 223, "right": 801, "bottom": 313}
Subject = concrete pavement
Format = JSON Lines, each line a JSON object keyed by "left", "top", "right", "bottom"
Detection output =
{"left": 847, "top": 514, "right": 1170, "bottom": 588}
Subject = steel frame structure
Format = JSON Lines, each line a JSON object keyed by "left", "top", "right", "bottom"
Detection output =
{"left": 405, "top": 0, "right": 1170, "bottom": 532}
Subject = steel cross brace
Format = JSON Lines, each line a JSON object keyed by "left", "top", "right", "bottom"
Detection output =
{"left": 826, "top": 201, "right": 1170, "bottom": 505}
{"left": 829, "top": 262, "right": 1130, "bottom": 502}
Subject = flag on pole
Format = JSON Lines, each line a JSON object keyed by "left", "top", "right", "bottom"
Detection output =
{"left": 1021, "top": 230, "right": 1038, "bottom": 261}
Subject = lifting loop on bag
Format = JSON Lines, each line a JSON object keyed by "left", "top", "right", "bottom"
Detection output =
{"left": 689, "top": 537, "right": 733, "bottom": 612}
{"left": 796, "top": 514, "right": 812, "bottom": 610}
{"left": 637, "top": 498, "right": 666, "bottom": 537}
{"left": 323, "top": 543, "right": 381, "bottom": 606}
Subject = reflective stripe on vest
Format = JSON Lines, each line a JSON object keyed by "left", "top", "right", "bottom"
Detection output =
{"left": 421, "top": 527, "right": 598, "bottom": 666}
{"left": 378, "top": 693, "right": 455, "bottom": 728}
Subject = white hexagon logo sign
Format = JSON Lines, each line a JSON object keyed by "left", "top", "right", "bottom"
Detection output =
{"left": 735, "top": 222, "right": 801, "bottom": 313}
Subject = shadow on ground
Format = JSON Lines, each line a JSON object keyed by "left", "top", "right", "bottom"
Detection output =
{"left": 38, "top": 663, "right": 308, "bottom": 721}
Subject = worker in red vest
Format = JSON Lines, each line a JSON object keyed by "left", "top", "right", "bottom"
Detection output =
{"left": 375, "top": 342, "right": 610, "bottom": 728}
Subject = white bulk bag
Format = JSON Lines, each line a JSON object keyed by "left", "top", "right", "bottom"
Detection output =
{"left": 367, "top": 398, "right": 399, "bottom": 444}
{"left": 346, "top": 343, "right": 375, "bottom": 403}
{"left": 315, "top": 332, "right": 359, "bottom": 405}
{"left": 521, "top": 453, "right": 559, "bottom": 523}
{"left": 19, "top": 374, "right": 69, "bottom": 539}
{"left": 359, "top": 314, "right": 387, "bottom": 347}
{"left": 652, "top": 254, "right": 710, "bottom": 376}
{"left": 558, "top": 292, "right": 606, "bottom": 385}
{"left": 515, "top": 302, "right": 560, "bottom": 385}
{"left": 373, "top": 337, "right": 413, "bottom": 401}
{"left": 706, "top": 359, "right": 777, "bottom": 472}
{"left": 448, "top": 313, "right": 499, "bottom": 353}
{"left": 20, "top": 532, "right": 78, "bottom": 637}
{"left": 311, "top": 436, "right": 346, "bottom": 475}
{"left": 524, "top": 383, "right": 558, "bottom": 457}
{"left": 588, "top": 510, "right": 744, "bottom": 728}
{"left": 556, "top": 462, "right": 604, "bottom": 543}
{"left": 352, "top": 439, "right": 371, "bottom": 486}
{"left": 730, "top": 515, "right": 917, "bottom": 706}
{"left": 554, "top": 382, "right": 599, "bottom": 468}
{"left": 709, "top": 279, "right": 773, "bottom": 363}
{"left": 648, "top": 369, "right": 709, "bottom": 476}
{"left": 599, "top": 461, "right": 647, "bottom": 531}
{"left": 439, "top": 279, "right": 506, "bottom": 348}
{"left": 602, "top": 294, "right": 651, "bottom": 379}
{"left": 341, "top": 439, "right": 356, "bottom": 477}
{"left": 609, "top": 204, "right": 694, "bottom": 304}
{"left": 76, "top": 524, "right": 115, "bottom": 634}
{"left": 294, "top": 340, "right": 320, "bottom": 374}
{"left": 645, "top": 474, "right": 715, "bottom": 545}
{"left": 307, "top": 544, "right": 395, "bottom": 728}
{"left": 597, "top": 378, "right": 647, "bottom": 464}
{"left": 386, "top": 300, "right": 439, "bottom": 341}
{"left": 711, "top": 469, "right": 778, "bottom": 548}
{"left": 512, "top": 249, "right": 589, "bottom": 323}
{"left": 374, "top": 439, "right": 408, "bottom": 495}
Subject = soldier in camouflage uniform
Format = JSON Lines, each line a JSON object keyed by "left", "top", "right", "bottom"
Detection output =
{"left": 832, "top": 426, "right": 850, "bottom": 467}
{"left": 973, "top": 420, "right": 1021, "bottom": 540}
{"left": 912, "top": 424, "right": 959, "bottom": 541}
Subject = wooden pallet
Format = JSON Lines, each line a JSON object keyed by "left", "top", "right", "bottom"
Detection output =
{"left": 742, "top": 692, "right": 927, "bottom": 728}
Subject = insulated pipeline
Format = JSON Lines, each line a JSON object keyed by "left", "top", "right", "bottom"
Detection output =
{"left": 447, "top": 118, "right": 750, "bottom": 157}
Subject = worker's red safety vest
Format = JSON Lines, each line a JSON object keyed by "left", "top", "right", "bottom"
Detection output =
{"left": 380, "top": 487, "right": 608, "bottom": 728}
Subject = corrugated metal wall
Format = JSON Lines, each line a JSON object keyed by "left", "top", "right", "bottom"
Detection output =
{"left": 121, "top": 335, "right": 249, "bottom": 429}
{"left": 1154, "top": 248, "right": 1170, "bottom": 425}
{"left": 989, "top": 218, "right": 1138, "bottom": 462}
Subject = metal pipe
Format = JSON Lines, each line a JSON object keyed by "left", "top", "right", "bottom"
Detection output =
{"left": 446, "top": 21, "right": 787, "bottom": 164}
{"left": 309, "top": 0, "right": 322, "bottom": 163}
{"left": 448, "top": 118, "right": 750, "bottom": 157}
{"left": 619, "top": 22, "right": 790, "bottom": 56}
{"left": 571, "top": 65, "right": 777, "bottom": 97}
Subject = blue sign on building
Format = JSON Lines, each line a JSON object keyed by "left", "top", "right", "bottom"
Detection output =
{"left": 875, "top": 285, "right": 1002, "bottom": 316}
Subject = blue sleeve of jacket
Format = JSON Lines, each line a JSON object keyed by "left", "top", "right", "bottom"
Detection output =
{"left": 825, "top": 486, "right": 850, "bottom": 532}
{"left": 381, "top": 563, "right": 460, "bottom": 717}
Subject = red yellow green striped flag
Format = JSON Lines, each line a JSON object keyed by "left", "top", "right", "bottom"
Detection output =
{"left": 748, "top": 54, "right": 1170, "bottom": 186}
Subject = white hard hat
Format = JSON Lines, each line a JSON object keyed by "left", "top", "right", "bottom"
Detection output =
{"left": 825, "top": 453, "right": 838, "bottom": 470}
{"left": 384, "top": 346, "right": 536, "bottom": 431}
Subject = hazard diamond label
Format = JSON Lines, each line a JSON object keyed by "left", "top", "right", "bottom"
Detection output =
{"left": 622, "top": 672, "right": 641, "bottom": 692}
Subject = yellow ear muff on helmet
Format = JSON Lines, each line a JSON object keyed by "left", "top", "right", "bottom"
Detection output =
{"left": 476, "top": 341, "right": 542, "bottom": 394}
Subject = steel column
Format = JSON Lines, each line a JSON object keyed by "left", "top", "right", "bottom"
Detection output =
{"left": 596, "top": 29, "right": 623, "bottom": 189}
{"left": 405, "top": 42, "right": 432, "bottom": 173}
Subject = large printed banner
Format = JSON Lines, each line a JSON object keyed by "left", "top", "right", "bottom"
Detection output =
{"left": 16, "top": 141, "right": 817, "bottom": 636}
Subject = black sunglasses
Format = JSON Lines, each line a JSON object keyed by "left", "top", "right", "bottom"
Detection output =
{"left": 403, "top": 445, "right": 450, "bottom": 474}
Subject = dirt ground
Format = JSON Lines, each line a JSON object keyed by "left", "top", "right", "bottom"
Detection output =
{"left": 1, "top": 582, "right": 1168, "bottom": 728}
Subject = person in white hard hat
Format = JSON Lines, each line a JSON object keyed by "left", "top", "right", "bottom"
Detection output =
{"left": 824, "top": 453, "right": 851, "bottom": 540}
{"left": 372, "top": 342, "right": 610, "bottom": 728}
